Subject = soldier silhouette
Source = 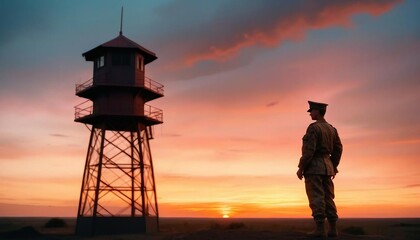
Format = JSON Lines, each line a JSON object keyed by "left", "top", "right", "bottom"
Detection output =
{"left": 297, "top": 101, "right": 343, "bottom": 239}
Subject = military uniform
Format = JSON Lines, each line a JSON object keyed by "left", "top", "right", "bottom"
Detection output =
{"left": 298, "top": 101, "right": 343, "bottom": 224}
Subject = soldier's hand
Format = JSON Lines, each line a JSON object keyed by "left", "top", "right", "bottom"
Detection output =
{"left": 296, "top": 168, "right": 304, "bottom": 180}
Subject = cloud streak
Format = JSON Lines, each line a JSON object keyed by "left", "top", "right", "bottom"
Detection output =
{"left": 154, "top": 0, "right": 402, "bottom": 79}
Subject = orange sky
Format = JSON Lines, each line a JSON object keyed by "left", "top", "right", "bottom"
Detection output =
{"left": 1, "top": 0, "right": 419, "bottom": 218}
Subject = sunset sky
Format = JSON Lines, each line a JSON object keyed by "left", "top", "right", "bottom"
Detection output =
{"left": 1, "top": 0, "right": 419, "bottom": 218}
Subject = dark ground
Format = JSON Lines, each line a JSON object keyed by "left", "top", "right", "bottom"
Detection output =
{"left": 0, "top": 217, "right": 419, "bottom": 240}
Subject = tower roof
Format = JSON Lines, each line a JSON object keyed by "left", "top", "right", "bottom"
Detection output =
{"left": 83, "top": 34, "right": 157, "bottom": 64}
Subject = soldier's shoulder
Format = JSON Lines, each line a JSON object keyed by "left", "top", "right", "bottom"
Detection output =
{"left": 328, "top": 123, "right": 338, "bottom": 130}
{"left": 308, "top": 122, "right": 317, "bottom": 127}
{"left": 306, "top": 122, "right": 319, "bottom": 132}
{"left": 327, "top": 123, "right": 341, "bottom": 135}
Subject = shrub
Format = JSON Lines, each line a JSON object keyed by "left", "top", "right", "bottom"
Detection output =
{"left": 209, "top": 222, "right": 223, "bottom": 230}
{"left": 1, "top": 226, "right": 42, "bottom": 238}
{"left": 227, "top": 222, "right": 246, "bottom": 230}
{"left": 44, "top": 218, "right": 67, "bottom": 228}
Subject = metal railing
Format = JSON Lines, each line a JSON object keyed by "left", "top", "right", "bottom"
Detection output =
{"left": 75, "top": 78, "right": 93, "bottom": 93}
{"left": 144, "top": 77, "right": 164, "bottom": 95}
{"left": 75, "top": 77, "right": 164, "bottom": 95}
{"left": 74, "top": 100, "right": 93, "bottom": 119}
{"left": 144, "top": 104, "right": 163, "bottom": 122}
{"left": 74, "top": 101, "right": 163, "bottom": 123}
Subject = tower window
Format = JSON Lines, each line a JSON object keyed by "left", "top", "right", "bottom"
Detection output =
{"left": 136, "top": 56, "right": 144, "bottom": 71}
{"left": 96, "top": 55, "right": 105, "bottom": 68}
{"left": 112, "top": 52, "right": 130, "bottom": 66}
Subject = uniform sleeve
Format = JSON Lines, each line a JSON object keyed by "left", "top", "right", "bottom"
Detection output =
{"left": 298, "top": 125, "right": 317, "bottom": 170}
{"left": 330, "top": 128, "right": 343, "bottom": 172}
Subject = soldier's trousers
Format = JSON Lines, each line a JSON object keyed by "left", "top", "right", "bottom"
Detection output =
{"left": 305, "top": 174, "right": 338, "bottom": 223}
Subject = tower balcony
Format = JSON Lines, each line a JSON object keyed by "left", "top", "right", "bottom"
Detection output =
{"left": 74, "top": 100, "right": 93, "bottom": 119}
{"left": 74, "top": 100, "right": 163, "bottom": 128}
{"left": 76, "top": 77, "right": 164, "bottom": 101}
{"left": 75, "top": 78, "right": 93, "bottom": 93}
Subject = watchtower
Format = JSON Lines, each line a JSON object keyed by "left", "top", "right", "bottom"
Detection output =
{"left": 74, "top": 31, "right": 163, "bottom": 235}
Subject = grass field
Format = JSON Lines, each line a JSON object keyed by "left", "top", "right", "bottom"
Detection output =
{"left": 0, "top": 217, "right": 419, "bottom": 239}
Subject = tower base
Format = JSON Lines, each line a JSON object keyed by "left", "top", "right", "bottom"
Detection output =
{"left": 76, "top": 216, "right": 158, "bottom": 236}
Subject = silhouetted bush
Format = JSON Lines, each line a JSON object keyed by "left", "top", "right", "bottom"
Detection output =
{"left": 209, "top": 222, "right": 223, "bottom": 230}
{"left": 342, "top": 226, "right": 366, "bottom": 235}
{"left": 209, "top": 222, "right": 246, "bottom": 230}
{"left": 44, "top": 218, "right": 67, "bottom": 228}
{"left": 228, "top": 222, "right": 246, "bottom": 229}
{"left": 0, "top": 226, "right": 42, "bottom": 238}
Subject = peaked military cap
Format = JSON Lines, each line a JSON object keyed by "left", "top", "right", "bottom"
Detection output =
{"left": 307, "top": 101, "right": 328, "bottom": 112}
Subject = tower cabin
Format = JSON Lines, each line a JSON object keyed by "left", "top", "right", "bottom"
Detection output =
{"left": 75, "top": 34, "right": 163, "bottom": 131}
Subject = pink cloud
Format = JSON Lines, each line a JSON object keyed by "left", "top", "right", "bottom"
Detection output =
{"left": 183, "top": 0, "right": 401, "bottom": 67}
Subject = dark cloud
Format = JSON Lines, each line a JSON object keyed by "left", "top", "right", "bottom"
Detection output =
{"left": 153, "top": 0, "right": 401, "bottom": 80}
{"left": 266, "top": 101, "right": 279, "bottom": 107}
{"left": 49, "top": 133, "right": 69, "bottom": 138}
{"left": 164, "top": 133, "right": 182, "bottom": 138}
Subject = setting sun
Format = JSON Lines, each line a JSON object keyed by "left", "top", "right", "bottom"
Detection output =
{"left": 222, "top": 214, "right": 230, "bottom": 218}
